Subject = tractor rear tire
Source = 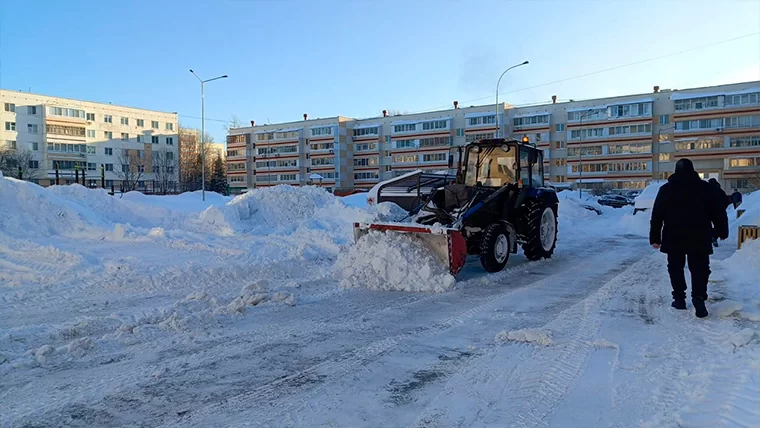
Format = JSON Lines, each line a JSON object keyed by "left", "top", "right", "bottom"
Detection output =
{"left": 479, "top": 223, "right": 510, "bottom": 273}
{"left": 522, "top": 201, "right": 557, "bottom": 261}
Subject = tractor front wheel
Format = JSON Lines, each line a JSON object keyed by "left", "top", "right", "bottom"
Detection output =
{"left": 522, "top": 201, "right": 558, "bottom": 261}
{"left": 479, "top": 223, "right": 511, "bottom": 273}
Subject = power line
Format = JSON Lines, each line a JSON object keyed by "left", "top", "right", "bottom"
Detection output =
{"left": 177, "top": 114, "right": 230, "bottom": 123}
{"left": 415, "top": 31, "right": 760, "bottom": 113}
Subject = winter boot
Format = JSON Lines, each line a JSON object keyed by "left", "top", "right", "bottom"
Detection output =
{"left": 671, "top": 299, "right": 686, "bottom": 310}
{"left": 692, "top": 297, "right": 708, "bottom": 318}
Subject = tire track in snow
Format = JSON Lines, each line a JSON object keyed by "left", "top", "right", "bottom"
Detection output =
{"left": 158, "top": 258, "right": 578, "bottom": 428}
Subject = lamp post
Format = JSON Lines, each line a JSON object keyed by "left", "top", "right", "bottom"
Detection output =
{"left": 578, "top": 109, "right": 594, "bottom": 198}
{"left": 495, "top": 60, "right": 529, "bottom": 138}
{"left": 190, "top": 69, "right": 228, "bottom": 201}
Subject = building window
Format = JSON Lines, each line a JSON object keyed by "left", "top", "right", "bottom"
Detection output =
{"left": 659, "top": 114, "right": 670, "bottom": 125}
{"left": 674, "top": 118, "right": 724, "bottom": 131}
{"left": 353, "top": 127, "right": 379, "bottom": 137}
{"left": 311, "top": 126, "right": 332, "bottom": 136}
{"left": 569, "top": 127, "right": 605, "bottom": 139}
{"left": 151, "top": 121, "right": 159, "bottom": 129}
{"left": 659, "top": 153, "right": 672, "bottom": 161}
{"left": 28, "top": 160, "right": 39, "bottom": 169}
{"left": 151, "top": 136, "right": 159, "bottom": 144}
{"left": 554, "top": 141, "right": 566, "bottom": 149}
{"left": 136, "top": 119, "right": 144, "bottom": 127}
{"left": 104, "top": 115, "right": 113, "bottom": 123}
{"left": 729, "top": 135, "right": 760, "bottom": 147}
{"left": 555, "top": 123, "right": 565, "bottom": 132}
{"left": 728, "top": 158, "right": 758, "bottom": 168}
{"left": 353, "top": 157, "right": 378, "bottom": 167}
{"left": 84, "top": 129, "right": 95, "bottom": 138}
{"left": 607, "top": 143, "right": 651, "bottom": 154}
{"left": 87, "top": 162, "right": 97, "bottom": 171}
{"left": 165, "top": 123, "right": 174, "bottom": 131}
{"left": 86, "top": 112, "right": 95, "bottom": 121}
{"left": 354, "top": 171, "right": 379, "bottom": 180}
{"left": 166, "top": 137, "right": 174, "bottom": 145}
{"left": 279, "top": 174, "right": 297, "bottom": 181}
{"left": 6, "top": 140, "right": 17, "bottom": 150}
{"left": 27, "top": 106, "right": 37, "bottom": 115}
{"left": 467, "top": 115, "right": 496, "bottom": 126}
{"left": 136, "top": 135, "right": 143, "bottom": 143}
{"left": 392, "top": 154, "right": 418, "bottom": 164}
{"left": 48, "top": 107, "right": 85, "bottom": 118}
{"left": 27, "top": 124, "right": 38, "bottom": 134}
{"left": 674, "top": 96, "right": 719, "bottom": 111}
{"left": 121, "top": 133, "right": 129, "bottom": 141}
{"left": 87, "top": 146, "right": 96, "bottom": 154}
{"left": 422, "top": 120, "right": 448, "bottom": 131}
{"left": 354, "top": 142, "right": 376, "bottom": 152}
{"left": 393, "top": 123, "right": 416, "bottom": 133}
{"left": 568, "top": 145, "right": 604, "bottom": 156}
{"left": 422, "top": 153, "right": 447, "bottom": 162}
{"left": 513, "top": 115, "right": 550, "bottom": 127}
{"left": 567, "top": 108, "right": 606, "bottom": 122}
{"left": 608, "top": 123, "right": 652, "bottom": 136}
{"left": 674, "top": 136, "right": 724, "bottom": 151}
{"left": 311, "top": 157, "right": 335, "bottom": 166}
{"left": 724, "top": 115, "right": 760, "bottom": 129}
{"left": 105, "top": 163, "right": 113, "bottom": 171}
{"left": 105, "top": 147, "right": 113, "bottom": 156}
{"left": 4, "top": 103, "right": 15, "bottom": 112}
{"left": 393, "top": 139, "right": 417, "bottom": 149}
{"left": 29, "top": 142, "right": 38, "bottom": 151}
{"left": 456, "top": 128, "right": 465, "bottom": 137}
{"left": 609, "top": 103, "right": 651, "bottom": 118}
{"left": 419, "top": 136, "right": 450, "bottom": 148}
{"left": 138, "top": 165, "right": 145, "bottom": 173}
{"left": 257, "top": 145, "right": 297, "bottom": 155}
{"left": 725, "top": 92, "right": 760, "bottom": 107}
{"left": 120, "top": 117, "right": 129, "bottom": 125}
{"left": 5, "top": 122, "right": 16, "bottom": 131}
{"left": 465, "top": 132, "right": 495, "bottom": 143}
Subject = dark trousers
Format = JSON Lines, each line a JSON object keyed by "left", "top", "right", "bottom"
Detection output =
{"left": 667, "top": 252, "right": 710, "bottom": 300}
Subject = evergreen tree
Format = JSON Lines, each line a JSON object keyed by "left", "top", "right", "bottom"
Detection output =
{"left": 209, "top": 154, "right": 227, "bottom": 195}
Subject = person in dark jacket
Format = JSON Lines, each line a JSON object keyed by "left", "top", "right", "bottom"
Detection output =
{"left": 650, "top": 159, "right": 728, "bottom": 318}
{"left": 731, "top": 189, "right": 743, "bottom": 209}
{"left": 707, "top": 178, "right": 731, "bottom": 247}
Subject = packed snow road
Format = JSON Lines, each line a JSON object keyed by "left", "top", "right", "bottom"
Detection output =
{"left": 1, "top": 179, "right": 759, "bottom": 428}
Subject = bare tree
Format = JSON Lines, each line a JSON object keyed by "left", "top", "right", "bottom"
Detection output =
{"left": 152, "top": 149, "right": 179, "bottom": 194}
{"left": 0, "top": 148, "right": 40, "bottom": 180}
{"left": 223, "top": 115, "right": 244, "bottom": 134}
{"left": 115, "top": 149, "right": 147, "bottom": 192}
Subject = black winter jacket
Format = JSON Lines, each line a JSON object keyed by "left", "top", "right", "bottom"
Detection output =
{"left": 649, "top": 171, "right": 729, "bottom": 254}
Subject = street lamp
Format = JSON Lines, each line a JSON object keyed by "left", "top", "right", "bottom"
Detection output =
{"left": 578, "top": 109, "right": 594, "bottom": 198}
{"left": 495, "top": 60, "right": 529, "bottom": 138}
{"left": 190, "top": 69, "right": 228, "bottom": 201}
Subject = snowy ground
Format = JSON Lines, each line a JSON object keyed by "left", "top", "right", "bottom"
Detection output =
{"left": 1, "top": 178, "right": 759, "bottom": 428}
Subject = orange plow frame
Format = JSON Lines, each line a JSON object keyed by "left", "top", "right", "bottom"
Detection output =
{"left": 353, "top": 222, "right": 468, "bottom": 277}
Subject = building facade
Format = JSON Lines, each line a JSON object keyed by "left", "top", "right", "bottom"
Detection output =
{"left": 1, "top": 89, "right": 179, "bottom": 191}
{"left": 227, "top": 80, "right": 760, "bottom": 194}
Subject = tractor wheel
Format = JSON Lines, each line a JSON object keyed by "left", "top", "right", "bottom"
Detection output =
{"left": 522, "top": 201, "right": 557, "bottom": 261}
{"left": 479, "top": 223, "right": 510, "bottom": 273}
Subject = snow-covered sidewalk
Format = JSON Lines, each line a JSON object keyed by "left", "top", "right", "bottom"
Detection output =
{"left": 1, "top": 177, "right": 759, "bottom": 427}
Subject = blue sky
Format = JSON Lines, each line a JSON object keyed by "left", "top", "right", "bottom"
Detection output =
{"left": 1, "top": 0, "right": 759, "bottom": 142}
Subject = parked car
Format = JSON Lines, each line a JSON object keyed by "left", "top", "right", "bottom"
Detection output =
{"left": 598, "top": 194, "right": 631, "bottom": 208}
{"left": 633, "top": 181, "right": 667, "bottom": 215}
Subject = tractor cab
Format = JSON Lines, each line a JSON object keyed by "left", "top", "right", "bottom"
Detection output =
{"left": 458, "top": 139, "right": 545, "bottom": 189}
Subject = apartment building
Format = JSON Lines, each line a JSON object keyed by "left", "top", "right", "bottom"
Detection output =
{"left": 1, "top": 89, "right": 179, "bottom": 191}
{"left": 227, "top": 80, "right": 760, "bottom": 193}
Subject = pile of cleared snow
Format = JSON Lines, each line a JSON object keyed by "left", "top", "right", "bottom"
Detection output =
{"left": 335, "top": 230, "right": 456, "bottom": 293}
{"left": 732, "top": 190, "right": 760, "bottom": 228}
{"left": 714, "top": 239, "right": 760, "bottom": 321}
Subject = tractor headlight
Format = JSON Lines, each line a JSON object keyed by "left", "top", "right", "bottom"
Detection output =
{"left": 501, "top": 145, "right": 511, "bottom": 152}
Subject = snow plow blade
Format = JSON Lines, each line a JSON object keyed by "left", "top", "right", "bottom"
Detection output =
{"left": 353, "top": 222, "right": 467, "bottom": 277}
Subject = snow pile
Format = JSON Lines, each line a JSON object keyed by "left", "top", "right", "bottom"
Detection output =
{"left": 335, "top": 230, "right": 456, "bottom": 293}
{"left": 495, "top": 328, "right": 553, "bottom": 346}
{"left": 732, "top": 190, "right": 760, "bottom": 228}
{"left": 715, "top": 239, "right": 760, "bottom": 321}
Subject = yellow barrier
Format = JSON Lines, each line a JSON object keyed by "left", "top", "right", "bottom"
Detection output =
{"left": 738, "top": 225, "right": 760, "bottom": 249}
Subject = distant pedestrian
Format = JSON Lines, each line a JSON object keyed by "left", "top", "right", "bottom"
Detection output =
{"left": 649, "top": 159, "right": 728, "bottom": 318}
{"left": 707, "top": 178, "right": 731, "bottom": 247}
{"left": 731, "top": 188, "right": 743, "bottom": 209}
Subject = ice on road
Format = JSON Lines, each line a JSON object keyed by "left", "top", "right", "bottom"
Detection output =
{"left": 1, "top": 177, "right": 759, "bottom": 428}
